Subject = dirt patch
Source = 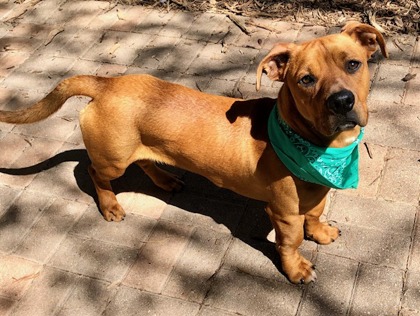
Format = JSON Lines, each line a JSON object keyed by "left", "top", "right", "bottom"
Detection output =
{"left": 120, "top": 0, "right": 420, "bottom": 35}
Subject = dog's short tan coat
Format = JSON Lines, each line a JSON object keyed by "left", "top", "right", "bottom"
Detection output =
{"left": 0, "top": 22, "right": 387, "bottom": 284}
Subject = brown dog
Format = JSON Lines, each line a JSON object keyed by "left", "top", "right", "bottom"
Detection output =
{"left": 0, "top": 22, "right": 387, "bottom": 284}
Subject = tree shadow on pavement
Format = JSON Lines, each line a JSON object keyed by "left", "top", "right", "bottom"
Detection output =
{"left": 0, "top": 146, "right": 281, "bottom": 268}
{"left": 2, "top": 2, "right": 416, "bottom": 313}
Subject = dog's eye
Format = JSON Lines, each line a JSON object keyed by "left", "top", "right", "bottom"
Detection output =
{"left": 347, "top": 60, "right": 361, "bottom": 73}
{"left": 299, "top": 75, "right": 316, "bottom": 87}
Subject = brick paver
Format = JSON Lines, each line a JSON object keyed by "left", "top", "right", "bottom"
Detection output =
{"left": 0, "top": 1, "right": 419, "bottom": 315}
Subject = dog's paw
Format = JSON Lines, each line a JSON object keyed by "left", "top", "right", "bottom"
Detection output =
{"left": 305, "top": 222, "right": 340, "bottom": 245}
{"left": 102, "top": 203, "right": 126, "bottom": 222}
{"left": 283, "top": 255, "right": 317, "bottom": 284}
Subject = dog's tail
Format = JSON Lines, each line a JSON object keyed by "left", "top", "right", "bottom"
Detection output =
{"left": 0, "top": 75, "right": 105, "bottom": 124}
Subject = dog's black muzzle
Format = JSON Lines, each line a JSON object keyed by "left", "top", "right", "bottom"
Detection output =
{"left": 326, "top": 89, "right": 362, "bottom": 132}
{"left": 327, "top": 89, "right": 355, "bottom": 115}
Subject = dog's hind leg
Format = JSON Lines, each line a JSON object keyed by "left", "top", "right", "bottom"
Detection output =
{"left": 136, "top": 160, "right": 184, "bottom": 192}
{"left": 88, "top": 164, "right": 126, "bottom": 222}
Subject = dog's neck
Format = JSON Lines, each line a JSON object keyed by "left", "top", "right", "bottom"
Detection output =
{"left": 277, "top": 86, "right": 360, "bottom": 148}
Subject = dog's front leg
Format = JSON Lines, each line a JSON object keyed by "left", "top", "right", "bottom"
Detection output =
{"left": 304, "top": 195, "right": 341, "bottom": 245}
{"left": 265, "top": 204, "right": 317, "bottom": 284}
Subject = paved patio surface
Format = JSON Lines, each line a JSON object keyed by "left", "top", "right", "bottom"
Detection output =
{"left": 0, "top": 1, "right": 419, "bottom": 315}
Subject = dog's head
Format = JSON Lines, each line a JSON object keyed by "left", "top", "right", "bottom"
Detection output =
{"left": 257, "top": 22, "right": 388, "bottom": 139}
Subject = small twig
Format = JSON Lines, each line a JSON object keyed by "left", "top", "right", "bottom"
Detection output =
{"left": 116, "top": 8, "right": 128, "bottom": 20}
{"left": 170, "top": 0, "right": 190, "bottom": 10}
{"left": 392, "top": 39, "right": 404, "bottom": 52}
{"left": 4, "top": 0, "right": 41, "bottom": 22}
{"left": 216, "top": 26, "right": 232, "bottom": 46}
{"left": 99, "top": 33, "right": 106, "bottom": 43}
{"left": 223, "top": 3, "right": 242, "bottom": 15}
{"left": 108, "top": 43, "right": 120, "bottom": 56}
{"left": 364, "top": 142, "right": 373, "bottom": 159}
{"left": 102, "top": 1, "right": 118, "bottom": 14}
{"left": 227, "top": 14, "right": 251, "bottom": 36}
{"left": 60, "top": 116, "right": 74, "bottom": 122}
{"left": 23, "top": 138, "right": 32, "bottom": 147}
{"left": 246, "top": 20, "right": 277, "bottom": 32}
{"left": 216, "top": 25, "right": 231, "bottom": 53}
{"left": 195, "top": 82, "right": 203, "bottom": 92}
{"left": 44, "top": 27, "right": 65, "bottom": 46}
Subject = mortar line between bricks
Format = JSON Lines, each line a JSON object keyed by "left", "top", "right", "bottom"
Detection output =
{"left": 193, "top": 76, "right": 211, "bottom": 92}
{"left": 0, "top": 183, "right": 22, "bottom": 213}
{"left": 6, "top": 195, "right": 56, "bottom": 254}
{"left": 7, "top": 131, "right": 79, "bottom": 148}
{"left": 106, "top": 285, "right": 203, "bottom": 314}
{"left": 362, "top": 143, "right": 420, "bottom": 155}
{"left": 156, "top": 225, "right": 197, "bottom": 296}
{"left": 231, "top": 197, "right": 252, "bottom": 235}
{"left": 42, "top": 265, "right": 113, "bottom": 286}
{"left": 7, "top": 264, "right": 80, "bottom": 315}
{"left": 375, "top": 146, "right": 392, "bottom": 200}
{"left": 64, "top": 231, "right": 146, "bottom": 253}
{"left": 36, "top": 203, "right": 87, "bottom": 265}
{"left": 36, "top": 265, "right": 120, "bottom": 316}
{"left": 400, "top": 67, "right": 411, "bottom": 104}
{"left": 96, "top": 245, "right": 145, "bottom": 315}
{"left": 100, "top": 294, "right": 114, "bottom": 316}
{"left": 190, "top": 194, "right": 247, "bottom": 309}
{"left": 398, "top": 205, "right": 420, "bottom": 314}
{"left": 409, "top": 36, "right": 420, "bottom": 68}
{"left": 317, "top": 251, "right": 409, "bottom": 274}
{"left": 406, "top": 36, "right": 420, "bottom": 77}
{"left": 346, "top": 262, "right": 362, "bottom": 316}
{"left": 197, "top": 249, "right": 229, "bottom": 314}
{"left": 325, "top": 189, "right": 338, "bottom": 219}
{"left": 115, "top": 216, "right": 169, "bottom": 289}
{"left": 367, "top": 54, "right": 384, "bottom": 95}
{"left": 295, "top": 251, "right": 319, "bottom": 316}
{"left": 50, "top": 275, "right": 81, "bottom": 316}
{"left": 0, "top": 132, "right": 34, "bottom": 167}
{"left": 14, "top": 133, "right": 82, "bottom": 169}
{"left": 339, "top": 191, "right": 419, "bottom": 209}
{"left": 232, "top": 75, "right": 245, "bottom": 99}
{"left": 294, "top": 26, "right": 304, "bottom": 44}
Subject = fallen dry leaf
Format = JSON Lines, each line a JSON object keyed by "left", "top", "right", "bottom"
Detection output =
{"left": 402, "top": 73, "right": 417, "bottom": 82}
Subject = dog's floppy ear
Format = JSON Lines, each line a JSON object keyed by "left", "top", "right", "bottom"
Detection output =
{"left": 256, "top": 43, "right": 294, "bottom": 91}
{"left": 341, "top": 21, "right": 389, "bottom": 58}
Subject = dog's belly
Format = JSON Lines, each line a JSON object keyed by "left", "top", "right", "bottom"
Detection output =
{"left": 138, "top": 131, "right": 272, "bottom": 202}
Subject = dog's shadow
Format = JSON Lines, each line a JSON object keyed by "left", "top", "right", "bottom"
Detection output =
{"left": 0, "top": 148, "right": 283, "bottom": 275}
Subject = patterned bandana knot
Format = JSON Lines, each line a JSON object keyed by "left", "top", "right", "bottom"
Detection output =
{"left": 268, "top": 105, "right": 364, "bottom": 189}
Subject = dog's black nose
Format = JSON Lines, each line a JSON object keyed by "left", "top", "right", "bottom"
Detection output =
{"left": 327, "top": 90, "right": 355, "bottom": 114}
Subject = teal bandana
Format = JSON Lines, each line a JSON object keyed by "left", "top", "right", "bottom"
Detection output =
{"left": 268, "top": 105, "right": 364, "bottom": 189}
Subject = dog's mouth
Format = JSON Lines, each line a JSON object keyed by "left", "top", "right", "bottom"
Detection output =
{"left": 334, "top": 121, "right": 358, "bottom": 132}
{"left": 328, "top": 112, "right": 364, "bottom": 135}
{"left": 330, "top": 108, "right": 366, "bottom": 132}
